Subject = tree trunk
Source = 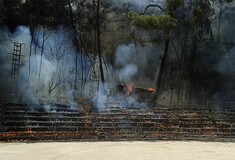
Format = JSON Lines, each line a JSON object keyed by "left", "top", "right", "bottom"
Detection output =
{"left": 188, "top": 30, "right": 201, "bottom": 101}
{"left": 28, "top": 28, "right": 34, "bottom": 82}
{"left": 189, "top": 36, "right": 198, "bottom": 78}
{"left": 96, "top": 0, "right": 105, "bottom": 83}
{"left": 36, "top": 27, "right": 46, "bottom": 95}
{"left": 177, "top": 32, "right": 188, "bottom": 104}
{"left": 153, "top": 30, "right": 170, "bottom": 100}
{"left": 36, "top": 27, "right": 50, "bottom": 95}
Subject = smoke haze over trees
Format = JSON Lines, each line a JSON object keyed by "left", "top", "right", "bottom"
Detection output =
{"left": 0, "top": 0, "right": 235, "bottom": 106}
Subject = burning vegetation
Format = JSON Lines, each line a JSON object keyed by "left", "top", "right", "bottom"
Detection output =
{"left": 0, "top": 0, "right": 235, "bottom": 108}
{"left": 118, "top": 83, "right": 156, "bottom": 96}
{"left": 1, "top": 0, "right": 235, "bottom": 141}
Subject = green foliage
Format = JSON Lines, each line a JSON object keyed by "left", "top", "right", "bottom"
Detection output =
{"left": 128, "top": 12, "right": 177, "bottom": 31}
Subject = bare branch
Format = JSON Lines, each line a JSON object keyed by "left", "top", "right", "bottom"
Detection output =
{"left": 141, "top": 4, "right": 166, "bottom": 15}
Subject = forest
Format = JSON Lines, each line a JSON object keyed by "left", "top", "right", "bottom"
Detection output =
{"left": 0, "top": 0, "right": 235, "bottom": 109}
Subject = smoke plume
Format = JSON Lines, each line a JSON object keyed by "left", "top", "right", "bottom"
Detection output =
{"left": 0, "top": 26, "right": 90, "bottom": 105}
{"left": 115, "top": 43, "right": 160, "bottom": 87}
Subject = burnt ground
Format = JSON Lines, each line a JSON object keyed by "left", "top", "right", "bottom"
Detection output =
{"left": 0, "top": 103, "right": 234, "bottom": 142}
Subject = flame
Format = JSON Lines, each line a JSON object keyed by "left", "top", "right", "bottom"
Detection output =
{"left": 147, "top": 88, "right": 156, "bottom": 93}
{"left": 27, "top": 128, "right": 33, "bottom": 133}
{"left": 127, "top": 84, "right": 133, "bottom": 96}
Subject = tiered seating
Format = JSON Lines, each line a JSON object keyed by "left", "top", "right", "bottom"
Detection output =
{"left": 0, "top": 103, "right": 234, "bottom": 141}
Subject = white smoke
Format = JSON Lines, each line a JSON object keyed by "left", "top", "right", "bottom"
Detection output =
{"left": 212, "top": 46, "right": 235, "bottom": 102}
{"left": 118, "top": 63, "right": 138, "bottom": 83}
{"left": 115, "top": 44, "right": 133, "bottom": 66}
{"left": 0, "top": 26, "right": 32, "bottom": 98}
{"left": 95, "top": 83, "right": 109, "bottom": 111}
{"left": 1, "top": 25, "right": 160, "bottom": 111}
{"left": 93, "top": 41, "right": 160, "bottom": 110}
{"left": 0, "top": 26, "right": 90, "bottom": 106}
{"left": 115, "top": 43, "right": 160, "bottom": 87}
{"left": 217, "top": 47, "right": 235, "bottom": 74}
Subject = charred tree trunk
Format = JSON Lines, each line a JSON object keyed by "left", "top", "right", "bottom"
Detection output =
{"left": 67, "top": 0, "right": 93, "bottom": 96}
{"left": 96, "top": 0, "right": 105, "bottom": 83}
{"left": 189, "top": 37, "right": 198, "bottom": 78}
{"left": 218, "top": 3, "right": 223, "bottom": 48}
{"left": 28, "top": 28, "right": 34, "bottom": 82}
{"left": 36, "top": 27, "right": 50, "bottom": 95}
{"left": 187, "top": 41, "right": 198, "bottom": 101}
{"left": 188, "top": 27, "right": 203, "bottom": 101}
{"left": 153, "top": 30, "right": 170, "bottom": 100}
{"left": 67, "top": 0, "right": 79, "bottom": 95}
{"left": 177, "top": 32, "right": 188, "bottom": 104}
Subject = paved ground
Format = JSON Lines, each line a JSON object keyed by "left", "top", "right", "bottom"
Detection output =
{"left": 0, "top": 141, "right": 234, "bottom": 160}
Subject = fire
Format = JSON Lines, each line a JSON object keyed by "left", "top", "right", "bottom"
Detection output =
{"left": 147, "top": 88, "right": 156, "bottom": 93}
{"left": 118, "top": 82, "right": 156, "bottom": 95}
{"left": 127, "top": 84, "right": 133, "bottom": 96}
{"left": 27, "top": 128, "right": 33, "bottom": 133}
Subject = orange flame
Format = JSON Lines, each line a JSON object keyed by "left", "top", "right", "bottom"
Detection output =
{"left": 147, "top": 88, "right": 156, "bottom": 93}
{"left": 127, "top": 84, "right": 133, "bottom": 96}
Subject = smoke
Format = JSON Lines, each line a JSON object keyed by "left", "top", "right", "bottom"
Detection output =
{"left": 97, "top": 42, "right": 160, "bottom": 110}
{"left": 0, "top": 26, "right": 90, "bottom": 106}
{"left": 0, "top": 26, "right": 32, "bottom": 99}
{"left": 95, "top": 83, "right": 109, "bottom": 111}
{"left": 217, "top": 47, "right": 235, "bottom": 75}
{"left": 0, "top": 17, "right": 159, "bottom": 112}
{"left": 209, "top": 5, "right": 235, "bottom": 103}
{"left": 212, "top": 46, "right": 235, "bottom": 102}
{"left": 118, "top": 63, "right": 138, "bottom": 83}
{"left": 91, "top": 41, "right": 160, "bottom": 111}
{"left": 115, "top": 43, "right": 160, "bottom": 87}
{"left": 115, "top": 44, "right": 133, "bottom": 66}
